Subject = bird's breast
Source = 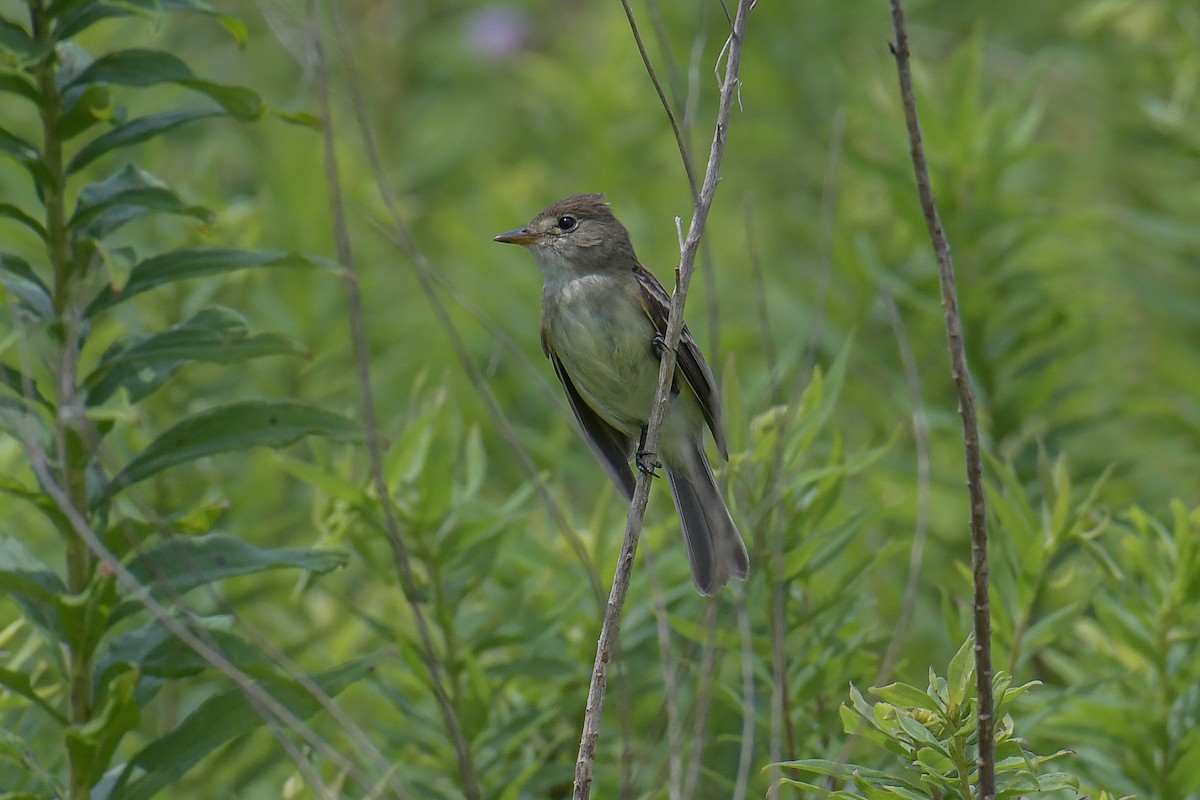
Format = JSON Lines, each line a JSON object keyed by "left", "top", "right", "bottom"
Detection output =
{"left": 542, "top": 274, "right": 659, "bottom": 434}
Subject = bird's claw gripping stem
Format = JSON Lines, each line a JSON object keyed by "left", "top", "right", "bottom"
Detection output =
{"left": 636, "top": 424, "right": 662, "bottom": 477}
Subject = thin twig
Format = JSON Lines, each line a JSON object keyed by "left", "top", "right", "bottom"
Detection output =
{"left": 331, "top": 18, "right": 606, "bottom": 612}
{"left": 307, "top": 3, "right": 482, "bottom": 797}
{"left": 572, "top": 1, "right": 754, "bottom": 796}
{"left": 876, "top": 289, "right": 932, "bottom": 682}
{"left": 618, "top": 0, "right": 700, "bottom": 202}
{"left": 619, "top": 0, "right": 722, "bottom": 362}
{"left": 887, "top": 4, "right": 995, "bottom": 798}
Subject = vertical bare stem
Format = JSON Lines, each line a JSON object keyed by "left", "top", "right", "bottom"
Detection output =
{"left": 571, "top": 1, "right": 754, "bottom": 796}
{"left": 887, "top": 3, "right": 995, "bottom": 797}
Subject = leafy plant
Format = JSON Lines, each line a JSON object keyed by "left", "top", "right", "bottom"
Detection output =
{"left": 778, "top": 637, "right": 1078, "bottom": 800}
{"left": 1034, "top": 501, "right": 1200, "bottom": 799}
{"left": 0, "top": 2, "right": 368, "bottom": 798}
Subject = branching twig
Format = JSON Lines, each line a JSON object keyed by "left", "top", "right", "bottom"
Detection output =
{"left": 307, "top": 4, "right": 482, "bottom": 797}
{"left": 887, "top": 4, "right": 995, "bottom": 798}
{"left": 571, "top": 1, "right": 754, "bottom": 796}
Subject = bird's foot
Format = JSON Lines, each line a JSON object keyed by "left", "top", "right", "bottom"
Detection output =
{"left": 636, "top": 424, "right": 662, "bottom": 477}
{"left": 652, "top": 333, "right": 669, "bottom": 359}
{"left": 635, "top": 450, "right": 662, "bottom": 478}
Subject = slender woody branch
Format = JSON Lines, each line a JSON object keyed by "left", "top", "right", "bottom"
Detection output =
{"left": 307, "top": 4, "right": 482, "bottom": 797}
{"left": 571, "top": 1, "right": 754, "bottom": 796}
{"left": 886, "top": 3, "right": 996, "bottom": 798}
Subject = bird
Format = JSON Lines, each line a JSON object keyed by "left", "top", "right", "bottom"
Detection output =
{"left": 494, "top": 193, "right": 749, "bottom": 594}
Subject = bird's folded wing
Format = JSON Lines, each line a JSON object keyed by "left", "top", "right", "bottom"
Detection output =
{"left": 546, "top": 346, "right": 637, "bottom": 501}
{"left": 632, "top": 263, "right": 728, "bottom": 459}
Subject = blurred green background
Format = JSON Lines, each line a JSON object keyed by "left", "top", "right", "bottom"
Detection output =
{"left": 2, "top": 0, "right": 1199, "bottom": 797}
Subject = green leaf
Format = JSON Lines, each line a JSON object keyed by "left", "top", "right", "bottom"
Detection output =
{"left": 273, "top": 109, "right": 323, "bottom": 130}
{"left": 122, "top": 533, "right": 348, "bottom": 600}
{"left": 0, "top": 126, "right": 53, "bottom": 188}
{"left": 0, "top": 252, "right": 53, "bottom": 319}
{"left": 69, "top": 164, "right": 213, "bottom": 240}
{"left": 105, "top": 654, "right": 386, "bottom": 800}
{"left": 0, "top": 251, "right": 50, "bottom": 295}
{"left": 101, "top": 499, "right": 228, "bottom": 560}
{"left": 839, "top": 703, "right": 909, "bottom": 758}
{"left": 66, "top": 49, "right": 262, "bottom": 118}
{"left": 0, "top": 534, "right": 67, "bottom": 636}
{"left": 0, "top": 666, "right": 69, "bottom": 725}
{"left": 0, "top": 364, "right": 53, "bottom": 410}
{"left": 0, "top": 201, "right": 48, "bottom": 240}
{"left": 58, "top": 83, "right": 111, "bottom": 140}
{"left": 894, "top": 713, "right": 947, "bottom": 757}
{"left": 95, "top": 617, "right": 272, "bottom": 692}
{"left": 68, "top": 108, "right": 224, "bottom": 174}
{"left": 66, "top": 671, "right": 140, "bottom": 790}
{"left": 85, "top": 307, "right": 307, "bottom": 406}
{"left": 99, "top": 400, "right": 361, "bottom": 501}
{"left": 54, "top": 1, "right": 247, "bottom": 48}
{"left": 85, "top": 247, "right": 330, "bottom": 317}
{"left": 946, "top": 635, "right": 975, "bottom": 710}
{"left": 777, "top": 758, "right": 896, "bottom": 784}
{"left": 0, "top": 73, "right": 39, "bottom": 104}
{"left": 0, "top": 16, "right": 40, "bottom": 61}
{"left": 870, "top": 682, "right": 944, "bottom": 714}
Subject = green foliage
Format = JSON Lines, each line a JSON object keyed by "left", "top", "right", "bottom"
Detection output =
{"left": 780, "top": 637, "right": 1076, "bottom": 799}
{"left": 0, "top": 2, "right": 368, "bottom": 798}
{"left": 1, "top": 0, "right": 1197, "bottom": 798}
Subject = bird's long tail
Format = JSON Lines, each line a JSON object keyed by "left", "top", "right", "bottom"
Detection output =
{"left": 665, "top": 444, "right": 749, "bottom": 595}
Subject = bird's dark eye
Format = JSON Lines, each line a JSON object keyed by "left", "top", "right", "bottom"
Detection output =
{"left": 556, "top": 215, "right": 578, "bottom": 231}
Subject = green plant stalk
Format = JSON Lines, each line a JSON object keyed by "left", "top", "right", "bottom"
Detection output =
{"left": 31, "top": 4, "right": 96, "bottom": 797}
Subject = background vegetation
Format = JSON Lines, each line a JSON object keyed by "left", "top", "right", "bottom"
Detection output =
{"left": 1, "top": 0, "right": 1197, "bottom": 798}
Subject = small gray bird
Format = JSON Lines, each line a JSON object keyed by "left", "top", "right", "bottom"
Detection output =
{"left": 495, "top": 194, "right": 749, "bottom": 594}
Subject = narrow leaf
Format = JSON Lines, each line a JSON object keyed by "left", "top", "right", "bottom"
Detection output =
{"left": 68, "top": 108, "right": 223, "bottom": 173}
{"left": 95, "top": 618, "right": 271, "bottom": 691}
{"left": 85, "top": 247, "right": 329, "bottom": 317}
{"left": 85, "top": 317, "right": 304, "bottom": 406}
{"left": 0, "top": 126, "right": 53, "bottom": 187}
{"left": 869, "top": 682, "right": 944, "bottom": 713}
{"left": 0, "top": 365, "right": 52, "bottom": 409}
{"left": 0, "top": 666, "right": 69, "bottom": 725}
{"left": 106, "top": 654, "right": 386, "bottom": 800}
{"left": 124, "top": 533, "right": 348, "bottom": 599}
{"left": 0, "top": 16, "right": 37, "bottom": 60}
{"left": 66, "top": 671, "right": 140, "bottom": 789}
{"left": 100, "top": 400, "right": 360, "bottom": 501}
{"left": 0, "top": 202, "right": 48, "bottom": 240}
{"left": 86, "top": 307, "right": 306, "bottom": 387}
{"left": 66, "top": 49, "right": 262, "bottom": 118}
{"left": 70, "top": 164, "right": 212, "bottom": 239}
{"left": 58, "top": 83, "right": 111, "bottom": 140}
{"left": 0, "top": 73, "right": 39, "bottom": 104}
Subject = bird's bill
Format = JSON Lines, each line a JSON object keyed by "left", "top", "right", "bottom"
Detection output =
{"left": 494, "top": 228, "right": 539, "bottom": 245}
